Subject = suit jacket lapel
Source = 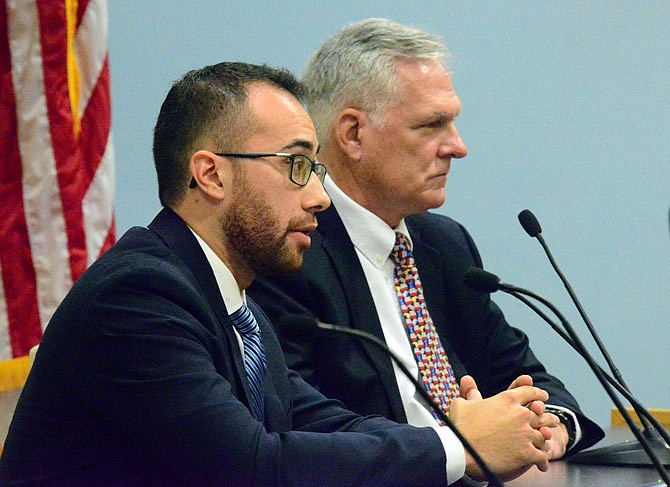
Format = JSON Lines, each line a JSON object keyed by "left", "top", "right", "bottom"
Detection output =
{"left": 147, "top": 208, "right": 254, "bottom": 406}
{"left": 317, "top": 207, "right": 408, "bottom": 421}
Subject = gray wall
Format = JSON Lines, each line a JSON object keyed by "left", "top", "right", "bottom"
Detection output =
{"left": 109, "top": 1, "right": 670, "bottom": 428}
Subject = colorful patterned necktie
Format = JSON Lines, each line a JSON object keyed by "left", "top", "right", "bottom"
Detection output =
{"left": 391, "top": 232, "right": 459, "bottom": 423}
{"left": 230, "top": 304, "right": 267, "bottom": 422}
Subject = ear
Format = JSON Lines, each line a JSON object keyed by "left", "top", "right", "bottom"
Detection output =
{"left": 189, "top": 150, "right": 226, "bottom": 200}
{"left": 333, "top": 108, "right": 368, "bottom": 162}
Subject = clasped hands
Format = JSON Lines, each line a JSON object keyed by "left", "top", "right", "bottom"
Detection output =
{"left": 450, "top": 374, "right": 569, "bottom": 482}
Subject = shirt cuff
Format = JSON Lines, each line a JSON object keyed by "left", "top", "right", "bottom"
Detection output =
{"left": 546, "top": 404, "right": 582, "bottom": 451}
{"left": 430, "top": 424, "right": 466, "bottom": 485}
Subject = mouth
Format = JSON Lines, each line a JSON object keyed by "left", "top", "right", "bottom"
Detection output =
{"left": 288, "top": 222, "right": 317, "bottom": 247}
{"left": 292, "top": 222, "right": 317, "bottom": 235}
{"left": 429, "top": 172, "right": 448, "bottom": 183}
{"left": 435, "top": 161, "right": 451, "bottom": 180}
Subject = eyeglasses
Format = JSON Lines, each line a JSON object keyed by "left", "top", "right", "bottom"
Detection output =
{"left": 188, "top": 152, "right": 327, "bottom": 188}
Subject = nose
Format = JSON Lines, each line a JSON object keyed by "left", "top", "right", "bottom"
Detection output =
{"left": 302, "top": 173, "right": 331, "bottom": 213}
{"left": 438, "top": 125, "right": 468, "bottom": 160}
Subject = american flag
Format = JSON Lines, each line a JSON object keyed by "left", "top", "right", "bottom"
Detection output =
{"left": 0, "top": 0, "right": 114, "bottom": 362}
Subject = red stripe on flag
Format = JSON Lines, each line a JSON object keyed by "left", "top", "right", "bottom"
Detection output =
{"left": 99, "top": 215, "right": 116, "bottom": 259}
{"left": 76, "top": 56, "right": 114, "bottom": 274}
{"left": 0, "top": 5, "right": 44, "bottom": 356}
{"left": 80, "top": 55, "right": 115, "bottom": 257}
{"left": 37, "top": 1, "right": 88, "bottom": 281}
{"left": 78, "top": 57, "right": 111, "bottom": 188}
{"left": 76, "top": 0, "right": 91, "bottom": 30}
{"left": 1, "top": 0, "right": 114, "bottom": 358}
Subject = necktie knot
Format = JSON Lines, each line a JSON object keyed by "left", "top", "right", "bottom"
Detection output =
{"left": 230, "top": 305, "right": 259, "bottom": 336}
{"left": 391, "top": 232, "right": 413, "bottom": 266}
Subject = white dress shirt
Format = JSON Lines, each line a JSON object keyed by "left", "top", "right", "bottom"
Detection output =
{"left": 189, "top": 228, "right": 246, "bottom": 354}
{"left": 189, "top": 192, "right": 580, "bottom": 483}
{"left": 325, "top": 176, "right": 582, "bottom": 470}
{"left": 325, "top": 176, "right": 465, "bottom": 484}
{"left": 188, "top": 224, "right": 460, "bottom": 481}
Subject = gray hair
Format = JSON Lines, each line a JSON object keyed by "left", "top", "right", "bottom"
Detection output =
{"left": 303, "top": 18, "right": 450, "bottom": 144}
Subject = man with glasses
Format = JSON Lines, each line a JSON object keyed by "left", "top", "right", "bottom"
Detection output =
{"left": 188, "top": 153, "right": 326, "bottom": 189}
{"left": 249, "top": 18, "right": 605, "bottom": 483}
{"left": 0, "top": 61, "right": 557, "bottom": 485}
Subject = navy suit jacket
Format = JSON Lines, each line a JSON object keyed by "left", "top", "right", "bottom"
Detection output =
{"left": 0, "top": 208, "right": 448, "bottom": 486}
{"left": 249, "top": 206, "right": 604, "bottom": 453}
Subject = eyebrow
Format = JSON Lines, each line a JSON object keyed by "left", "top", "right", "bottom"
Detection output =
{"left": 412, "top": 111, "right": 460, "bottom": 128}
{"left": 281, "top": 139, "right": 319, "bottom": 155}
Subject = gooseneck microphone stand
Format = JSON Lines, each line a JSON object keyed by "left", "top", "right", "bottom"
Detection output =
{"left": 517, "top": 209, "right": 670, "bottom": 467}
{"left": 462, "top": 268, "right": 669, "bottom": 485}
{"left": 505, "top": 288, "right": 670, "bottom": 450}
{"left": 279, "top": 314, "right": 505, "bottom": 486}
{"left": 315, "top": 321, "right": 505, "bottom": 487}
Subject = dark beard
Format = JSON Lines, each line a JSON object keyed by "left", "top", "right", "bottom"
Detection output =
{"left": 221, "top": 171, "right": 305, "bottom": 277}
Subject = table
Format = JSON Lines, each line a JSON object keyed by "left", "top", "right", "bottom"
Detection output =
{"left": 505, "top": 426, "right": 667, "bottom": 486}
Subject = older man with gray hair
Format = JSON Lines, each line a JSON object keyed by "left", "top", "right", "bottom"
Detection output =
{"left": 250, "top": 17, "right": 604, "bottom": 484}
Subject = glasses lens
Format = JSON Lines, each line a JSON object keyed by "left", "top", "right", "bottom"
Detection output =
{"left": 314, "top": 163, "right": 327, "bottom": 183}
{"left": 291, "top": 155, "right": 312, "bottom": 186}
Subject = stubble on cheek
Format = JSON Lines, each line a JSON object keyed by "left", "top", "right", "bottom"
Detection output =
{"left": 222, "top": 197, "right": 304, "bottom": 277}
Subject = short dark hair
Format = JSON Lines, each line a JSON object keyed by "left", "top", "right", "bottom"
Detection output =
{"left": 152, "top": 62, "right": 304, "bottom": 208}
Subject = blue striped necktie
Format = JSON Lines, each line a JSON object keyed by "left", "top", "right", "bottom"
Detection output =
{"left": 230, "top": 304, "right": 267, "bottom": 422}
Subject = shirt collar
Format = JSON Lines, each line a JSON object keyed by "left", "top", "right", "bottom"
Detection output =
{"left": 325, "top": 175, "right": 412, "bottom": 268}
{"left": 188, "top": 227, "right": 245, "bottom": 314}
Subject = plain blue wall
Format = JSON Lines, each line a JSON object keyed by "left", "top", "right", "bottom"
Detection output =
{"left": 108, "top": 1, "right": 669, "bottom": 429}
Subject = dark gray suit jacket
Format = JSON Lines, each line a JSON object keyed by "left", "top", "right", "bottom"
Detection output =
{"left": 249, "top": 205, "right": 605, "bottom": 453}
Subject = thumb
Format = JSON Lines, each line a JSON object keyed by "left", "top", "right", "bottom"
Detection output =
{"left": 460, "top": 375, "right": 483, "bottom": 400}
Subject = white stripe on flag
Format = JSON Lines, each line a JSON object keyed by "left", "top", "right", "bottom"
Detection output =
{"left": 83, "top": 134, "right": 115, "bottom": 265}
{"left": 7, "top": 0, "right": 74, "bottom": 331}
{"left": 0, "top": 265, "right": 10, "bottom": 360}
{"left": 74, "top": 0, "right": 108, "bottom": 118}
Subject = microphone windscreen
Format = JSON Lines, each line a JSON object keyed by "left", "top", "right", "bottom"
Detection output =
{"left": 275, "top": 314, "right": 322, "bottom": 341}
{"left": 518, "top": 209, "right": 542, "bottom": 237}
{"left": 463, "top": 268, "right": 501, "bottom": 293}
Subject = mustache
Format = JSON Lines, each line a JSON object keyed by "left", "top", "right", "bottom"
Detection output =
{"left": 287, "top": 214, "right": 318, "bottom": 232}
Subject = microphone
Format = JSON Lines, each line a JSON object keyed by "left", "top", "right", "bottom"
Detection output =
{"left": 462, "top": 268, "right": 500, "bottom": 293}
{"left": 277, "top": 314, "right": 505, "bottom": 486}
{"left": 517, "top": 209, "right": 542, "bottom": 237}
{"left": 518, "top": 209, "right": 670, "bottom": 462}
{"left": 463, "top": 268, "right": 670, "bottom": 482}
{"left": 517, "top": 209, "right": 631, "bottom": 394}
{"left": 464, "top": 268, "right": 670, "bottom": 442}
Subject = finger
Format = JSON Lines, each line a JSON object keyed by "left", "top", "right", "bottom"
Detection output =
{"left": 529, "top": 412, "right": 560, "bottom": 431}
{"left": 547, "top": 434, "right": 568, "bottom": 460}
{"left": 531, "top": 428, "right": 549, "bottom": 450}
{"left": 541, "top": 412, "right": 560, "bottom": 429}
{"left": 466, "top": 388, "right": 483, "bottom": 401}
{"left": 539, "top": 426, "right": 553, "bottom": 441}
{"left": 448, "top": 397, "right": 466, "bottom": 419}
{"left": 460, "top": 375, "right": 483, "bottom": 401}
{"left": 509, "top": 385, "right": 549, "bottom": 405}
{"left": 526, "top": 441, "right": 551, "bottom": 471}
{"left": 507, "top": 374, "right": 533, "bottom": 390}
{"left": 527, "top": 400, "right": 545, "bottom": 416}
